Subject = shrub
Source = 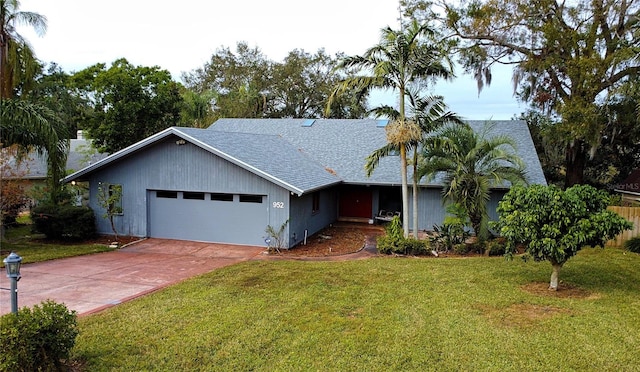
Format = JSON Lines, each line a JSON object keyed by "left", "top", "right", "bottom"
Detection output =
{"left": 0, "top": 300, "right": 78, "bottom": 371}
{"left": 453, "top": 243, "right": 470, "bottom": 255}
{"left": 400, "top": 238, "right": 429, "bottom": 255}
{"left": 31, "top": 204, "right": 96, "bottom": 240}
{"left": 376, "top": 234, "right": 397, "bottom": 255}
{"left": 430, "top": 222, "right": 471, "bottom": 253}
{"left": 377, "top": 216, "right": 428, "bottom": 255}
{"left": 624, "top": 236, "right": 640, "bottom": 253}
{"left": 484, "top": 237, "right": 507, "bottom": 256}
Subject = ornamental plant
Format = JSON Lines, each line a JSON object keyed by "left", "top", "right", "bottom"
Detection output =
{"left": 494, "top": 184, "right": 633, "bottom": 290}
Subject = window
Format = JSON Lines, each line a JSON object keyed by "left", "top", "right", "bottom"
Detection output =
{"left": 211, "top": 193, "right": 233, "bottom": 202}
{"left": 312, "top": 192, "right": 320, "bottom": 213}
{"left": 239, "top": 194, "right": 263, "bottom": 203}
{"left": 183, "top": 192, "right": 205, "bottom": 200}
{"left": 156, "top": 191, "right": 178, "bottom": 199}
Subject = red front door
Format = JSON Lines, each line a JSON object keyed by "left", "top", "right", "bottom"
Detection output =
{"left": 339, "top": 188, "right": 373, "bottom": 218}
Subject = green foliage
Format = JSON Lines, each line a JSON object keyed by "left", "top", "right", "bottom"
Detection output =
{"left": 330, "top": 19, "right": 453, "bottom": 237}
{"left": 430, "top": 203, "right": 472, "bottom": 252}
{"left": 483, "top": 237, "right": 507, "bottom": 256}
{"left": 495, "top": 184, "right": 633, "bottom": 266}
{"left": 73, "top": 58, "right": 183, "bottom": 153}
{"left": 0, "top": 300, "right": 78, "bottom": 372}
{"left": 437, "top": 0, "right": 640, "bottom": 185}
{"left": 97, "top": 182, "right": 122, "bottom": 240}
{"left": 377, "top": 216, "right": 428, "bottom": 255}
{"left": 264, "top": 219, "right": 289, "bottom": 253}
{"left": 182, "top": 43, "right": 367, "bottom": 120}
{"left": 30, "top": 204, "right": 96, "bottom": 240}
{"left": 624, "top": 236, "right": 640, "bottom": 254}
{"left": 431, "top": 221, "right": 470, "bottom": 253}
{"left": 420, "top": 123, "right": 527, "bottom": 241}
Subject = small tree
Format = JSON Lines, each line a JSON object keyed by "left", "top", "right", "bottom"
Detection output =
{"left": 264, "top": 219, "right": 289, "bottom": 253}
{"left": 494, "top": 184, "right": 633, "bottom": 290}
{"left": 97, "top": 182, "right": 123, "bottom": 242}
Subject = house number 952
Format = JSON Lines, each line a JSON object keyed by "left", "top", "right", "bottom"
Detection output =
{"left": 272, "top": 201, "right": 285, "bottom": 209}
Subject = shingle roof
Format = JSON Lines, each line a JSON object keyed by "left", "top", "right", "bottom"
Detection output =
{"left": 177, "top": 127, "right": 341, "bottom": 194}
{"left": 2, "top": 139, "right": 107, "bottom": 180}
{"left": 209, "top": 118, "right": 547, "bottom": 187}
{"left": 63, "top": 118, "right": 546, "bottom": 192}
{"left": 63, "top": 127, "right": 341, "bottom": 195}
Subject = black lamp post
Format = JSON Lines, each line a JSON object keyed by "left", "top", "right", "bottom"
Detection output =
{"left": 3, "top": 252, "right": 22, "bottom": 314}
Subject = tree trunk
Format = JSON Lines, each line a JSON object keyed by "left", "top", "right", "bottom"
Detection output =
{"left": 400, "top": 145, "right": 410, "bottom": 238}
{"left": 564, "top": 140, "right": 587, "bottom": 188}
{"left": 412, "top": 150, "right": 419, "bottom": 238}
{"left": 549, "top": 262, "right": 562, "bottom": 291}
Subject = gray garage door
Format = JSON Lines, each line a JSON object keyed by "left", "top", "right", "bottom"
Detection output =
{"left": 148, "top": 190, "right": 268, "bottom": 246}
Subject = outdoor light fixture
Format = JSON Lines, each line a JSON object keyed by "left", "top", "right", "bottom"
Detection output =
{"left": 3, "top": 252, "right": 22, "bottom": 314}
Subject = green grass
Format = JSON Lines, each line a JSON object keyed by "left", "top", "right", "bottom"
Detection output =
{"left": 0, "top": 224, "right": 113, "bottom": 266}
{"left": 73, "top": 248, "right": 640, "bottom": 371}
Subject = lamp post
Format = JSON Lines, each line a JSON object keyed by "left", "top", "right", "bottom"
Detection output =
{"left": 3, "top": 252, "right": 22, "bottom": 314}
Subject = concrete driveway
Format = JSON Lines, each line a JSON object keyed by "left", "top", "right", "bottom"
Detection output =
{"left": 0, "top": 239, "right": 265, "bottom": 316}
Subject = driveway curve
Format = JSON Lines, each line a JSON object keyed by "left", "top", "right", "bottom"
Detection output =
{"left": 0, "top": 239, "right": 264, "bottom": 316}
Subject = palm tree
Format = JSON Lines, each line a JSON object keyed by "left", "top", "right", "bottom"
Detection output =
{"left": 1, "top": 0, "right": 47, "bottom": 99}
{"left": 366, "top": 93, "right": 463, "bottom": 236}
{"left": 327, "top": 19, "right": 452, "bottom": 237}
{"left": 1, "top": 1, "right": 69, "bottom": 203}
{"left": 418, "top": 123, "right": 528, "bottom": 241}
{"left": 0, "top": 99, "right": 69, "bottom": 198}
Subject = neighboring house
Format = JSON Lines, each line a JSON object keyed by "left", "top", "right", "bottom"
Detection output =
{"left": 1, "top": 131, "right": 107, "bottom": 205}
{"left": 614, "top": 169, "right": 640, "bottom": 205}
{"left": 63, "top": 119, "right": 546, "bottom": 248}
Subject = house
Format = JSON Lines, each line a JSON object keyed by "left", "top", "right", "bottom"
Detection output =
{"left": 614, "top": 169, "right": 640, "bottom": 205}
{"left": 1, "top": 131, "right": 107, "bottom": 205}
{"left": 62, "top": 119, "right": 546, "bottom": 248}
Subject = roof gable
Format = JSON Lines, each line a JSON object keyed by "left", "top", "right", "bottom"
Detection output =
{"left": 63, "top": 127, "right": 340, "bottom": 195}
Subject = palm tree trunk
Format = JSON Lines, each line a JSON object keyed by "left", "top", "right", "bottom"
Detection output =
{"left": 412, "top": 150, "right": 419, "bottom": 238}
{"left": 400, "top": 145, "right": 410, "bottom": 238}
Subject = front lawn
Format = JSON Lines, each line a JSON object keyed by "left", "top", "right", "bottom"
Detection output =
{"left": 0, "top": 224, "right": 113, "bottom": 265}
{"left": 73, "top": 248, "right": 640, "bottom": 371}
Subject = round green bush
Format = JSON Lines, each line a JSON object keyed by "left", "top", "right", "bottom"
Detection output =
{"left": 0, "top": 300, "right": 78, "bottom": 371}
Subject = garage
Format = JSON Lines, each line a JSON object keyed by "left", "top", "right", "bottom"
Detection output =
{"left": 148, "top": 190, "right": 269, "bottom": 246}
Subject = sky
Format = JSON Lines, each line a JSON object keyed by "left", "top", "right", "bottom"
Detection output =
{"left": 18, "top": 0, "right": 525, "bottom": 120}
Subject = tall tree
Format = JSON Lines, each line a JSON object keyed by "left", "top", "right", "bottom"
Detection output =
{"left": 179, "top": 88, "right": 215, "bottom": 128}
{"left": 0, "top": 1, "right": 70, "bottom": 203}
{"left": 182, "top": 42, "right": 272, "bottom": 119}
{"left": 0, "top": 98, "right": 68, "bottom": 201}
{"left": 270, "top": 49, "right": 368, "bottom": 118}
{"left": 183, "top": 43, "right": 367, "bottom": 120}
{"left": 366, "top": 93, "right": 463, "bottom": 235}
{"left": 418, "top": 122, "right": 528, "bottom": 241}
{"left": 73, "top": 58, "right": 183, "bottom": 153}
{"left": 0, "top": 0, "right": 46, "bottom": 99}
{"left": 328, "top": 19, "right": 452, "bottom": 237}
{"left": 414, "top": 0, "right": 640, "bottom": 187}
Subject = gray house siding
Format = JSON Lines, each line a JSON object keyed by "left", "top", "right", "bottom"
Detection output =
{"left": 409, "top": 187, "right": 447, "bottom": 231}
{"left": 288, "top": 187, "right": 338, "bottom": 247}
{"left": 406, "top": 187, "right": 509, "bottom": 232}
{"left": 86, "top": 136, "right": 290, "bottom": 246}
